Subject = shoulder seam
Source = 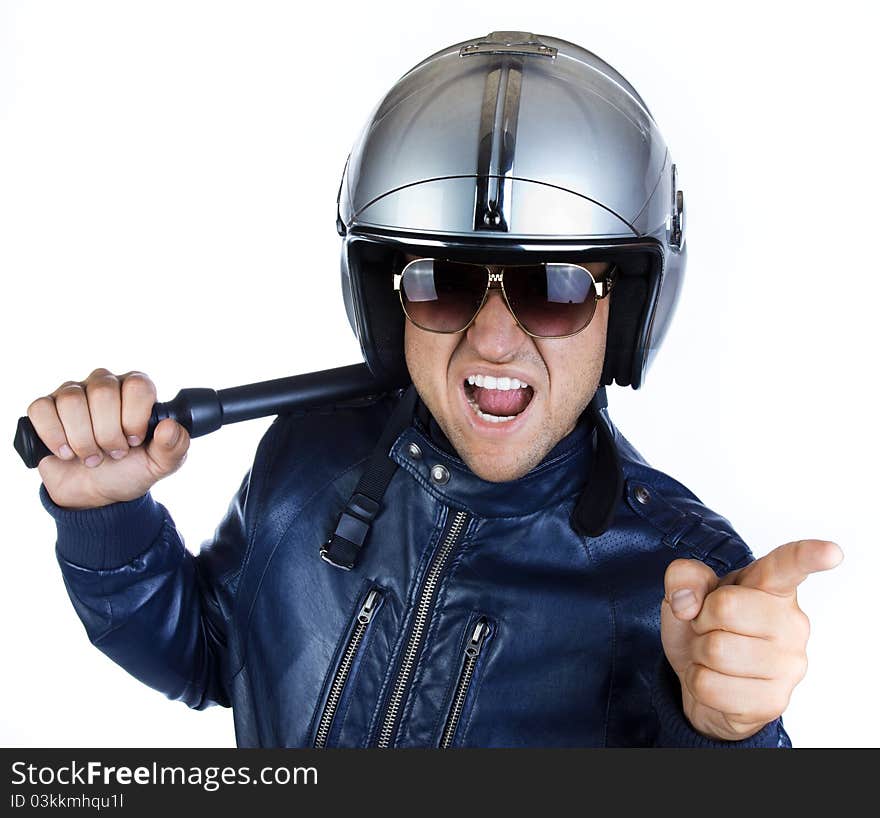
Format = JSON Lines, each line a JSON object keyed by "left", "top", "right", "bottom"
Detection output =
{"left": 622, "top": 476, "right": 753, "bottom": 574}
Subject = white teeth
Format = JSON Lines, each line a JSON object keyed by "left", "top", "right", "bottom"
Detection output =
{"left": 480, "top": 411, "right": 515, "bottom": 423}
{"left": 465, "top": 374, "right": 530, "bottom": 390}
{"left": 477, "top": 408, "right": 515, "bottom": 423}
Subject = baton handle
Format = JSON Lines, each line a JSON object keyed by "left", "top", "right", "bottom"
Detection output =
{"left": 14, "top": 363, "right": 399, "bottom": 469}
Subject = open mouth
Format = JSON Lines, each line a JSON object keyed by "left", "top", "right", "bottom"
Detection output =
{"left": 462, "top": 374, "right": 535, "bottom": 424}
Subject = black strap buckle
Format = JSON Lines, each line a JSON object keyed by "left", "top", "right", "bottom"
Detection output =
{"left": 319, "top": 385, "right": 418, "bottom": 571}
{"left": 320, "top": 493, "right": 381, "bottom": 570}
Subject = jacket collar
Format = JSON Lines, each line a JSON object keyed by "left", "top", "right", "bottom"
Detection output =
{"left": 322, "top": 384, "right": 623, "bottom": 571}
{"left": 388, "top": 391, "right": 619, "bottom": 526}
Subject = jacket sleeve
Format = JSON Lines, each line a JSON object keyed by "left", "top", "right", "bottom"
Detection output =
{"left": 41, "top": 418, "right": 283, "bottom": 711}
{"left": 651, "top": 653, "right": 792, "bottom": 748}
{"left": 618, "top": 464, "right": 794, "bottom": 748}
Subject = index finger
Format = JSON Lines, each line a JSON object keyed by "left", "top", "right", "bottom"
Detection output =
{"left": 119, "top": 371, "right": 157, "bottom": 445}
{"left": 733, "top": 539, "right": 843, "bottom": 597}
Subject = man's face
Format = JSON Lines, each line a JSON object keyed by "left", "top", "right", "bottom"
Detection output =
{"left": 404, "top": 258, "right": 611, "bottom": 483}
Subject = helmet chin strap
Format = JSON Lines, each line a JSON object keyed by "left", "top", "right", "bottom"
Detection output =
{"left": 320, "top": 384, "right": 419, "bottom": 571}
{"left": 571, "top": 386, "right": 624, "bottom": 537}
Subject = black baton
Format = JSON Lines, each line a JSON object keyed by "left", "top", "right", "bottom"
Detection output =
{"left": 14, "top": 363, "right": 400, "bottom": 469}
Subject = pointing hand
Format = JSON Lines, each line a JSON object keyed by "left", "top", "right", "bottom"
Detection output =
{"left": 661, "top": 539, "right": 843, "bottom": 741}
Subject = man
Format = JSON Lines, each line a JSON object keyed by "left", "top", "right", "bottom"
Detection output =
{"left": 30, "top": 31, "right": 840, "bottom": 747}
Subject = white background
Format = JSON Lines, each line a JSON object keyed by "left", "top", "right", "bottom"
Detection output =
{"left": 1, "top": 0, "right": 876, "bottom": 747}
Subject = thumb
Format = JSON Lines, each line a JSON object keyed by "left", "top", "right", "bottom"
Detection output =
{"left": 145, "top": 418, "right": 190, "bottom": 477}
{"left": 663, "top": 558, "right": 719, "bottom": 622}
{"left": 661, "top": 558, "right": 720, "bottom": 676}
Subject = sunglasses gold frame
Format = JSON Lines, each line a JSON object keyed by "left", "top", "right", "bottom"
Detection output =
{"left": 393, "top": 260, "right": 617, "bottom": 339}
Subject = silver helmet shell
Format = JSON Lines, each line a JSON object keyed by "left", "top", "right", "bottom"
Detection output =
{"left": 338, "top": 31, "right": 686, "bottom": 388}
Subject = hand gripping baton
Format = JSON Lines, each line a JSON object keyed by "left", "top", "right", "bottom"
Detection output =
{"left": 14, "top": 363, "right": 397, "bottom": 469}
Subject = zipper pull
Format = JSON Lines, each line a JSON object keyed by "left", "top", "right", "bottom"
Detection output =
{"left": 465, "top": 619, "right": 489, "bottom": 658}
{"left": 357, "top": 589, "right": 381, "bottom": 625}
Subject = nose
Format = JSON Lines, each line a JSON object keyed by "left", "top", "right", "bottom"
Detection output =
{"left": 465, "top": 288, "right": 529, "bottom": 361}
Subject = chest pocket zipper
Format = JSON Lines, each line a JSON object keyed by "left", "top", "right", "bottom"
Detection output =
{"left": 439, "top": 617, "right": 493, "bottom": 749}
{"left": 314, "top": 588, "right": 383, "bottom": 748}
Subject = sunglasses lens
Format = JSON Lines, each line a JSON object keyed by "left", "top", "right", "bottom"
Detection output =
{"left": 504, "top": 263, "right": 598, "bottom": 337}
{"left": 400, "top": 259, "right": 486, "bottom": 332}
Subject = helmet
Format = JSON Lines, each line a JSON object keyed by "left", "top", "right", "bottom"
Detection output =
{"left": 338, "top": 31, "right": 686, "bottom": 389}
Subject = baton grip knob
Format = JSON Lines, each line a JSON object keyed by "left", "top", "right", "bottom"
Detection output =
{"left": 14, "top": 416, "right": 52, "bottom": 469}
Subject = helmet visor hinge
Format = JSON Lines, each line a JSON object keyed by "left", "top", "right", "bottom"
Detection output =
{"left": 460, "top": 32, "right": 557, "bottom": 59}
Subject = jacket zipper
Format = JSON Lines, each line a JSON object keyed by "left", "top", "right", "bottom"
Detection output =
{"left": 314, "top": 588, "right": 382, "bottom": 748}
{"left": 375, "top": 509, "right": 470, "bottom": 748}
{"left": 439, "top": 618, "right": 490, "bottom": 749}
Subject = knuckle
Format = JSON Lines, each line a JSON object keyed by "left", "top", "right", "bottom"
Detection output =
{"left": 86, "top": 367, "right": 115, "bottom": 380}
{"left": 122, "top": 371, "right": 155, "bottom": 389}
{"left": 796, "top": 611, "right": 811, "bottom": 643}
{"left": 709, "top": 586, "right": 739, "bottom": 622}
{"left": 704, "top": 631, "right": 728, "bottom": 666}
{"left": 790, "top": 654, "right": 809, "bottom": 685}
{"left": 54, "top": 384, "right": 85, "bottom": 407}
{"left": 55, "top": 380, "right": 83, "bottom": 394}
{"left": 27, "top": 396, "right": 54, "bottom": 420}
{"left": 667, "top": 558, "right": 693, "bottom": 574}
{"left": 85, "top": 372, "right": 120, "bottom": 396}
{"left": 121, "top": 372, "right": 157, "bottom": 403}
{"left": 666, "top": 557, "right": 705, "bottom": 585}
{"left": 689, "top": 665, "right": 714, "bottom": 701}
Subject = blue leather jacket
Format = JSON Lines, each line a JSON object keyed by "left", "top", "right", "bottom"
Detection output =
{"left": 42, "top": 387, "right": 791, "bottom": 748}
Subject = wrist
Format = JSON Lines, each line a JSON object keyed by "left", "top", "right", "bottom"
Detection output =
{"left": 43, "top": 483, "right": 150, "bottom": 511}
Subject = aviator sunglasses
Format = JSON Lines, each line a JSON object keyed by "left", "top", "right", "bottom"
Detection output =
{"left": 394, "top": 258, "right": 616, "bottom": 339}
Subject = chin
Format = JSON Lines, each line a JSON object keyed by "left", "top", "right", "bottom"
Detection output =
{"left": 458, "top": 445, "right": 541, "bottom": 483}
